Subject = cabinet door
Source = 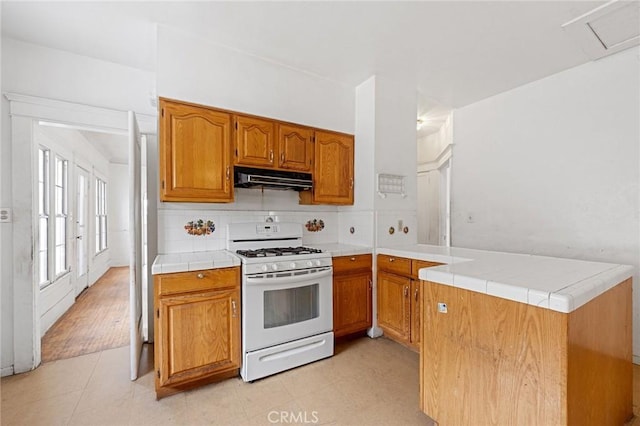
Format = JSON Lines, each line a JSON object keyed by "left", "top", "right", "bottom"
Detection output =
{"left": 410, "top": 280, "right": 421, "bottom": 349}
{"left": 160, "top": 99, "right": 233, "bottom": 202}
{"left": 157, "top": 289, "right": 240, "bottom": 388}
{"left": 377, "top": 271, "right": 411, "bottom": 343}
{"left": 333, "top": 271, "right": 372, "bottom": 338}
{"left": 277, "top": 124, "right": 313, "bottom": 172}
{"left": 235, "top": 115, "right": 275, "bottom": 167}
{"left": 311, "top": 131, "right": 354, "bottom": 205}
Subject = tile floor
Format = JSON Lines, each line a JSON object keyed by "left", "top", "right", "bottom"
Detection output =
{"left": 1, "top": 337, "right": 639, "bottom": 426}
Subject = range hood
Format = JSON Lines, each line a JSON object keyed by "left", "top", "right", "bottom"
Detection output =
{"left": 234, "top": 166, "right": 313, "bottom": 191}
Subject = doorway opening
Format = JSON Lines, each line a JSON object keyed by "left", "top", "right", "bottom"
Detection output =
{"left": 34, "top": 122, "right": 135, "bottom": 363}
{"left": 416, "top": 112, "right": 452, "bottom": 246}
{"left": 6, "top": 92, "right": 155, "bottom": 381}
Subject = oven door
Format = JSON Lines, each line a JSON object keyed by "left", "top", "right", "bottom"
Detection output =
{"left": 243, "top": 266, "right": 333, "bottom": 352}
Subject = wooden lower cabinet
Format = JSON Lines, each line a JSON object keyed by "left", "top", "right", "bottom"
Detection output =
{"left": 376, "top": 271, "right": 411, "bottom": 343}
{"left": 333, "top": 254, "right": 372, "bottom": 338}
{"left": 154, "top": 267, "right": 241, "bottom": 399}
{"left": 377, "top": 255, "right": 441, "bottom": 350}
{"left": 421, "top": 278, "right": 633, "bottom": 425}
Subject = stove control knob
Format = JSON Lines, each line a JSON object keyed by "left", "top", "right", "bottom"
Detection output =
{"left": 315, "top": 260, "right": 322, "bottom": 266}
{"left": 290, "top": 262, "right": 296, "bottom": 269}
{"left": 306, "top": 261, "right": 313, "bottom": 267}
{"left": 261, "top": 265, "right": 268, "bottom": 272}
{"left": 271, "top": 264, "right": 278, "bottom": 271}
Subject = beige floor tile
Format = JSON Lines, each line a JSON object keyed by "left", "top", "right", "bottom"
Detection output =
{"left": 0, "top": 351, "right": 98, "bottom": 407}
{"left": 67, "top": 398, "right": 133, "bottom": 426}
{"left": 237, "top": 375, "right": 296, "bottom": 419}
{"left": 184, "top": 378, "right": 248, "bottom": 425}
{"left": 0, "top": 390, "right": 82, "bottom": 426}
{"left": 1, "top": 336, "right": 639, "bottom": 425}
{"left": 129, "top": 386, "right": 188, "bottom": 426}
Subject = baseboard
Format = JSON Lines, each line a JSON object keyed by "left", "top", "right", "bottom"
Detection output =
{"left": 367, "top": 326, "right": 383, "bottom": 338}
{"left": 1, "top": 365, "right": 15, "bottom": 377}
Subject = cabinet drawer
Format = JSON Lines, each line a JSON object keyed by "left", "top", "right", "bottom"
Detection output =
{"left": 411, "top": 260, "right": 443, "bottom": 279}
{"left": 333, "top": 254, "right": 372, "bottom": 274}
{"left": 377, "top": 254, "right": 412, "bottom": 276}
{"left": 155, "top": 267, "right": 240, "bottom": 296}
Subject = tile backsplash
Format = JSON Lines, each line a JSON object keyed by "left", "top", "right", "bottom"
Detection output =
{"left": 157, "top": 209, "right": 339, "bottom": 254}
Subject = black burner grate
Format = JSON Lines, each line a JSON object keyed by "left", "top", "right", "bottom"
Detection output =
{"left": 236, "top": 246, "right": 323, "bottom": 258}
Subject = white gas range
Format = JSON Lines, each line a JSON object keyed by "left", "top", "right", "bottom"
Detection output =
{"left": 227, "top": 222, "right": 334, "bottom": 382}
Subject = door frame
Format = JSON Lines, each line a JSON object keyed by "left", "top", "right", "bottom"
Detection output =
{"left": 417, "top": 143, "right": 452, "bottom": 247}
{"left": 5, "top": 93, "right": 156, "bottom": 374}
{"left": 74, "top": 165, "right": 90, "bottom": 296}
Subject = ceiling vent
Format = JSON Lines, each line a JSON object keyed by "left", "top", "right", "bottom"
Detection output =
{"left": 562, "top": 0, "right": 640, "bottom": 60}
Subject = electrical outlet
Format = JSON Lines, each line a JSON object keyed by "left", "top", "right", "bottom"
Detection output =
{"left": 437, "top": 302, "right": 448, "bottom": 313}
{"left": 0, "top": 208, "right": 11, "bottom": 223}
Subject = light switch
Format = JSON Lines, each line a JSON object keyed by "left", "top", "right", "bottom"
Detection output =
{"left": 0, "top": 208, "right": 11, "bottom": 223}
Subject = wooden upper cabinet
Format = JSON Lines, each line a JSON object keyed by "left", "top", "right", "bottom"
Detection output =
{"left": 234, "top": 115, "right": 275, "bottom": 168}
{"left": 159, "top": 99, "right": 233, "bottom": 203}
{"left": 310, "top": 131, "right": 354, "bottom": 205}
{"left": 277, "top": 124, "right": 313, "bottom": 172}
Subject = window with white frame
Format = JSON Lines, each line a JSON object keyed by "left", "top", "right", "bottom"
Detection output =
{"left": 54, "top": 156, "right": 69, "bottom": 276}
{"left": 38, "top": 148, "right": 50, "bottom": 287}
{"left": 38, "top": 149, "right": 69, "bottom": 287}
{"left": 95, "top": 177, "right": 107, "bottom": 253}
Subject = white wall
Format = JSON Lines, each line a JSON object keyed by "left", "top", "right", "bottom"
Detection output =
{"left": 2, "top": 38, "right": 156, "bottom": 116}
{"left": 451, "top": 47, "right": 640, "bottom": 356}
{"left": 1, "top": 37, "right": 156, "bottom": 374}
{"left": 108, "top": 163, "right": 130, "bottom": 267}
{"left": 157, "top": 25, "right": 353, "bottom": 134}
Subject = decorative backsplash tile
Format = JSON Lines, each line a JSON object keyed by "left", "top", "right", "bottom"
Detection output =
{"left": 305, "top": 219, "right": 325, "bottom": 232}
{"left": 184, "top": 219, "right": 216, "bottom": 236}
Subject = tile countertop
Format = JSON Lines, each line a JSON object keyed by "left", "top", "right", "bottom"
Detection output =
{"left": 308, "top": 243, "right": 373, "bottom": 257}
{"left": 150, "top": 244, "right": 372, "bottom": 275}
{"left": 151, "top": 250, "right": 241, "bottom": 275}
{"left": 377, "top": 244, "right": 634, "bottom": 314}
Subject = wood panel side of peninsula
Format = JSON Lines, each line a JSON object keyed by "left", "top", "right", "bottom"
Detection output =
{"left": 420, "top": 278, "right": 632, "bottom": 425}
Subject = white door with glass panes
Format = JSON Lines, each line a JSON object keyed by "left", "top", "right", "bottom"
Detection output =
{"left": 95, "top": 177, "right": 108, "bottom": 254}
{"left": 75, "top": 166, "right": 89, "bottom": 295}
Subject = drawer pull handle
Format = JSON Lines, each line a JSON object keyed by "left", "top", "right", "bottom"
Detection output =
{"left": 389, "top": 258, "right": 395, "bottom": 262}
{"left": 404, "top": 286, "right": 409, "bottom": 297}
{"left": 232, "top": 300, "right": 237, "bottom": 317}
{"left": 281, "top": 152, "right": 285, "bottom": 164}
{"left": 196, "top": 273, "right": 205, "bottom": 279}
{"left": 415, "top": 288, "right": 419, "bottom": 301}
{"left": 350, "top": 257, "right": 356, "bottom": 261}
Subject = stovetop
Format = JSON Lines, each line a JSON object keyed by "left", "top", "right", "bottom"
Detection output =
{"left": 236, "top": 246, "right": 323, "bottom": 258}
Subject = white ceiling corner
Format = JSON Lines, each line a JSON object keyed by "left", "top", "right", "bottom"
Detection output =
{"left": 562, "top": 0, "right": 640, "bottom": 60}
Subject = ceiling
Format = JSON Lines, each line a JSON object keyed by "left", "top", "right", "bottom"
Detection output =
{"left": 1, "top": 1, "right": 620, "bottom": 121}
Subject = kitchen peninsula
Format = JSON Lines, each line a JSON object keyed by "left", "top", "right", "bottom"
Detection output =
{"left": 378, "top": 244, "right": 634, "bottom": 425}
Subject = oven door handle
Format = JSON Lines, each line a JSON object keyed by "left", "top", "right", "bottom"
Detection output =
{"left": 245, "top": 267, "right": 333, "bottom": 285}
